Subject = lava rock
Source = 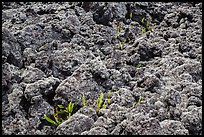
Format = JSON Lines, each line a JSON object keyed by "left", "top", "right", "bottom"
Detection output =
{"left": 55, "top": 113, "right": 94, "bottom": 135}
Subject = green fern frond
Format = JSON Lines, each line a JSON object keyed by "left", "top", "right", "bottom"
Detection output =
{"left": 58, "top": 118, "right": 64, "bottom": 124}
{"left": 118, "top": 24, "right": 122, "bottom": 32}
{"left": 137, "top": 96, "right": 142, "bottom": 104}
{"left": 53, "top": 113, "right": 61, "bottom": 125}
{"left": 141, "top": 27, "right": 146, "bottom": 33}
{"left": 136, "top": 64, "right": 142, "bottom": 69}
{"left": 147, "top": 25, "right": 152, "bottom": 31}
{"left": 141, "top": 18, "right": 145, "bottom": 24}
{"left": 115, "top": 33, "right": 118, "bottom": 39}
{"left": 57, "top": 104, "right": 64, "bottom": 109}
{"left": 107, "top": 91, "right": 111, "bottom": 99}
{"left": 124, "top": 38, "right": 127, "bottom": 43}
{"left": 130, "top": 12, "right": 133, "bottom": 19}
{"left": 43, "top": 114, "right": 58, "bottom": 126}
{"left": 65, "top": 101, "right": 75, "bottom": 119}
{"left": 107, "top": 99, "right": 111, "bottom": 105}
{"left": 130, "top": 102, "right": 135, "bottom": 109}
{"left": 102, "top": 102, "right": 106, "bottom": 109}
{"left": 65, "top": 101, "right": 74, "bottom": 113}
{"left": 69, "top": 102, "right": 74, "bottom": 113}
{"left": 82, "top": 94, "right": 87, "bottom": 106}
{"left": 96, "top": 92, "right": 104, "bottom": 112}
{"left": 67, "top": 111, "right": 72, "bottom": 119}
{"left": 119, "top": 41, "right": 123, "bottom": 49}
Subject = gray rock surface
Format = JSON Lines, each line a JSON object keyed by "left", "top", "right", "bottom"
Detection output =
{"left": 160, "top": 120, "right": 189, "bottom": 135}
{"left": 55, "top": 113, "right": 94, "bottom": 135}
{"left": 81, "top": 126, "right": 108, "bottom": 135}
{"left": 2, "top": 2, "right": 202, "bottom": 135}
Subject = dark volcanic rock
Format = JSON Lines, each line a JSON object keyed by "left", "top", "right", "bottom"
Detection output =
{"left": 55, "top": 113, "right": 94, "bottom": 135}
{"left": 2, "top": 2, "right": 202, "bottom": 135}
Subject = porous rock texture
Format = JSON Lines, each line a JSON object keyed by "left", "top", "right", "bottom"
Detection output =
{"left": 2, "top": 2, "right": 202, "bottom": 135}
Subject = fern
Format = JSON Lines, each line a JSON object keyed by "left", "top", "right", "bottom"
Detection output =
{"left": 130, "top": 102, "right": 135, "bottom": 109}
{"left": 107, "top": 99, "right": 111, "bottom": 105}
{"left": 43, "top": 101, "right": 75, "bottom": 126}
{"left": 53, "top": 113, "right": 61, "bottom": 125}
{"left": 65, "top": 101, "right": 75, "bottom": 119}
{"left": 118, "top": 23, "right": 122, "bottom": 32}
{"left": 136, "top": 64, "right": 142, "bottom": 69}
{"left": 52, "top": 106, "right": 65, "bottom": 125}
{"left": 137, "top": 96, "right": 142, "bottom": 104}
{"left": 107, "top": 91, "right": 111, "bottom": 105}
{"left": 57, "top": 104, "right": 64, "bottom": 109}
{"left": 124, "top": 38, "right": 127, "bottom": 43}
{"left": 141, "top": 18, "right": 145, "bottom": 24}
{"left": 56, "top": 105, "right": 65, "bottom": 114}
{"left": 146, "top": 18, "right": 152, "bottom": 31}
{"left": 43, "top": 114, "right": 58, "bottom": 126}
{"left": 102, "top": 102, "right": 106, "bottom": 109}
{"left": 130, "top": 12, "right": 133, "bottom": 19}
{"left": 107, "top": 91, "right": 111, "bottom": 99}
{"left": 115, "top": 33, "right": 118, "bottom": 39}
{"left": 96, "top": 92, "right": 104, "bottom": 112}
{"left": 82, "top": 94, "right": 87, "bottom": 106}
{"left": 141, "top": 27, "right": 146, "bottom": 33}
{"left": 119, "top": 41, "right": 123, "bottom": 49}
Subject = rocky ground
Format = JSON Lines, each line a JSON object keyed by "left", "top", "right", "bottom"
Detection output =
{"left": 2, "top": 2, "right": 202, "bottom": 135}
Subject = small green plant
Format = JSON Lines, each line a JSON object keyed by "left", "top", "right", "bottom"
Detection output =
{"left": 43, "top": 114, "right": 58, "bottom": 126}
{"left": 141, "top": 27, "right": 146, "bottom": 33}
{"left": 146, "top": 17, "right": 152, "bottom": 31}
{"left": 55, "top": 105, "right": 66, "bottom": 124}
{"left": 95, "top": 91, "right": 113, "bottom": 111}
{"left": 107, "top": 99, "right": 111, "bottom": 105}
{"left": 119, "top": 41, "right": 123, "bottom": 49}
{"left": 117, "top": 22, "right": 122, "bottom": 33}
{"left": 44, "top": 101, "right": 75, "bottom": 126}
{"left": 96, "top": 92, "right": 104, "bottom": 112}
{"left": 123, "top": 38, "right": 126, "bottom": 43}
{"left": 141, "top": 17, "right": 153, "bottom": 33}
{"left": 107, "top": 91, "right": 111, "bottom": 99}
{"left": 115, "top": 20, "right": 132, "bottom": 49}
{"left": 136, "top": 64, "right": 142, "bottom": 69}
{"left": 130, "top": 12, "right": 133, "bottom": 19}
{"left": 115, "top": 33, "right": 119, "bottom": 39}
{"left": 65, "top": 101, "right": 75, "bottom": 119}
{"left": 57, "top": 104, "right": 64, "bottom": 109}
{"left": 137, "top": 96, "right": 142, "bottom": 105}
{"left": 82, "top": 94, "right": 87, "bottom": 106}
{"left": 53, "top": 113, "right": 64, "bottom": 125}
{"left": 130, "top": 95, "right": 142, "bottom": 109}
{"left": 102, "top": 102, "right": 107, "bottom": 109}
{"left": 107, "top": 91, "right": 111, "bottom": 105}
{"left": 130, "top": 102, "right": 135, "bottom": 109}
{"left": 141, "top": 17, "right": 145, "bottom": 24}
